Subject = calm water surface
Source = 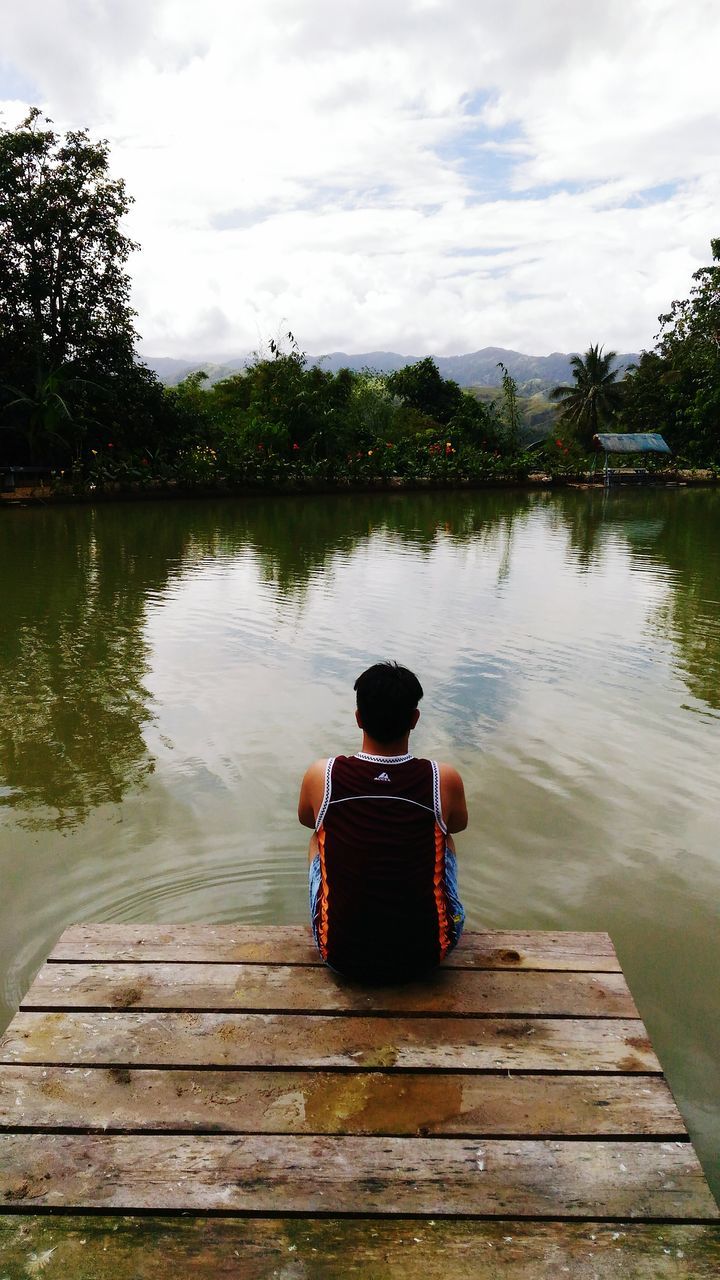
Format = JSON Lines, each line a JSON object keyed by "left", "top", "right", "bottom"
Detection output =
{"left": 1, "top": 488, "right": 719, "bottom": 1194}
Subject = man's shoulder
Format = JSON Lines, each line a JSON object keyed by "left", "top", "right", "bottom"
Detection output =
{"left": 435, "top": 760, "right": 465, "bottom": 783}
{"left": 303, "top": 757, "right": 331, "bottom": 781}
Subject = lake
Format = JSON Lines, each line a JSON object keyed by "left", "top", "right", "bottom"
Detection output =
{"left": 1, "top": 486, "right": 719, "bottom": 1195}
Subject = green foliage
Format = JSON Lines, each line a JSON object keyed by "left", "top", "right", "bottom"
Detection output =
{"left": 0, "top": 109, "right": 160, "bottom": 464}
{"left": 74, "top": 345, "right": 522, "bottom": 494}
{"left": 3, "top": 367, "right": 77, "bottom": 457}
{"left": 541, "top": 433, "right": 589, "bottom": 475}
{"left": 497, "top": 361, "right": 523, "bottom": 446}
{"left": 346, "top": 373, "right": 396, "bottom": 443}
{"left": 0, "top": 109, "right": 138, "bottom": 373}
{"left": 621, "top": 239, "right": 720, "bottom": 463}
{"left": 469, "top": 385, "right": 556, "bottom": 444}
{"left": 386, "top": 356, "right": 464, "bottom": 425}
{"left": 549, "top": 345, "right": 624, "bottom": 449}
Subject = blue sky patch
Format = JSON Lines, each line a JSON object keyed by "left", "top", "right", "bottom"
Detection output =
{"left": 620, "top": 182, "right": 678, "bottom": 208}
{"left": 0, "top": 61, "right": 40, "bottom": 104}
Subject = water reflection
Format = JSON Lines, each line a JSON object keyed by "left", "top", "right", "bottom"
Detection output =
{"left": 0, "top": 502, "right": 238, "bottom": 828}
{"left": 0, "top": 508, "right": 161, "bottom": 828}
{"left": 1, "top": 489, "right": 719, "bottom": 833}
{"left": 241, "top": 489, "right": 538, "bottom": 596}
{"left": 0, "top": 494, "right": 522, "bottom": 829}
{"left": 549, "top": 488, "right": 720, "bottom": 711}
{"left": 645, "top": 491, "right": 720, "bottom": 711}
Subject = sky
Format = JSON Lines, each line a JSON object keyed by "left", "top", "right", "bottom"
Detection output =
{"left": 1, "top": 0, "right": 718, "bottom": 360}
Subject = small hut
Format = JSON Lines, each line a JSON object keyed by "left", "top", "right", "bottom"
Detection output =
{"left": 593, "top": 432, "right": 672, "bottom": 485}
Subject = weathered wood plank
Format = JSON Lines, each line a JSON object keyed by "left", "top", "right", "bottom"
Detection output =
{"left": 0, "top": 1066, "right": 686, "bottom": 1136}
{"left": 22, "top": 962, "right": 638, "bottom": 1017}
{"left": 2, "top": 1216, "right": 720, "bottom": 1280}
{"left": 0, "top": 1134, "right": 715, "bottom": 1217}
{"left": 48, "top": 925, "right": 622, "bottom": 970}
{"left": 0, "top": 1012, "right": 660, "bottom": 1071}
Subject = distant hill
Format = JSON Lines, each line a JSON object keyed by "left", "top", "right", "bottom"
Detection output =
{"left": 145, "top": 355, "right": 249, "bottom": 385}
{"left": 142, "top": 346, "right": 640, "bottom": 395}
{"left": 313, "top": 347, "right": 640, "bottom": 393}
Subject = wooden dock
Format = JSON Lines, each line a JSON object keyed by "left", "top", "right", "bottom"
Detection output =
{"left": 1, "top": 924, "right": 718, "bottom": 1277}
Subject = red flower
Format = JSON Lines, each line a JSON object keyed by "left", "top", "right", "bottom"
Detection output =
{"left": 141, "top": 459, "right": 149, "bottom": 466}
{"left": 107, "top": 442, "right": 114, "bottom": 449}
{"left": 292, "top": 442, "right": 300, "bottom": 451}
{"left": 555, "top": 439, "right": 563, "bottom": 447}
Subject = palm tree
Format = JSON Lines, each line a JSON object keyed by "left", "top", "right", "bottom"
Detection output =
{"left": 1, "top": 365, "right": 103, "bottom": 460}
{"left": 550, "top": 345, "right": 624, "bottom": 448}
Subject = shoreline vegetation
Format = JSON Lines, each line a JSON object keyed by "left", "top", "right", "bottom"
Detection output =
{"left": 2, "top": 113, "right": 719, "bottom": 500}
{"left": 2, "top": 467, "right": 717, "bottom": 508}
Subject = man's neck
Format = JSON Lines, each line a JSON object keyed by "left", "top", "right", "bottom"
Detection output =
{"left": 358, "top": 732, "right": 412, "bottom": 758}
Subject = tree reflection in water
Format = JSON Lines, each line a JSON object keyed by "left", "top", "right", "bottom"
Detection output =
{"left": 2, "top": 486, "right": 717, "bottom": 831}
{"left": 550, "top": 487, "right": 720, "bottom": 712}
{"left": 219, "top": 489, "right": 537, "bottom": 598}
{"left": 646, "top": 490, "right": 720, "bottom": 713}
{"left": 0, "top": 492, "right": 533, "bottom": 828}
{"left": 0, "top": 504, "right": 199, "bottom": 829}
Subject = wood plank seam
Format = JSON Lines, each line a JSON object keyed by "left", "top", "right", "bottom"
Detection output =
{"left": 46, "top": 926, "right": 624, "bottom": 971}
{"left": 1, "top": 1213, "right": 718, "bottom": 1225}
{"left": 2, "top": 1213, "right": 712, "bottom": 1223}
{"left": 43, "top": 959, "right": 626, "bottom": 972}
{"left": 0, "top": 1065, "right": 667, "bottom": 1074}
{"left": 18, "top": 1007, "right": 640, "bottom": 1019}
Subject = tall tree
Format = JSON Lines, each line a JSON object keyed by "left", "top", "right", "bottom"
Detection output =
{"left": 549, "top": 344, "right": 624, "bottom": 448}
{"left": 621, "top": 240, "right": 720, "bottom": 462}
{"left": 497, "top": 360, "right": 522, "bottom": 446}
{"left": 0, "top": 109, "right": 141, "bottom": 458}
{"left": 386, "top": 357, "right": 464, "bottom": 425}
{"left": 657, "top": 238, "right": 720, "bottom": 356}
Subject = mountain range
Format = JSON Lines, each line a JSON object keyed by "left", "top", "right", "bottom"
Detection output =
{"left": 142, "top": 346, "right": 640, "bottom": 394}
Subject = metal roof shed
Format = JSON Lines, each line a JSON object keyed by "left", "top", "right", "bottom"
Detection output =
{"left": 593, "top": 433, "right": 671, "bottom": 485}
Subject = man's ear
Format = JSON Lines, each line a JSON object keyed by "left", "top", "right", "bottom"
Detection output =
{"left": 410, "top": 708, "right": 420, "bottom": 730}
{"left": 355, "top": 708, "right": 363, "bottom": 729}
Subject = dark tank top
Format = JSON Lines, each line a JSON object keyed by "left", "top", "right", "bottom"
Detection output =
{"left": 313, "top": 752, "right": 452, "bottom": 980}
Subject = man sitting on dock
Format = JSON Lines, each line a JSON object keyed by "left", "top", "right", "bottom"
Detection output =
{"left": 298, "top": 661, "right": 467, "bottom": 982}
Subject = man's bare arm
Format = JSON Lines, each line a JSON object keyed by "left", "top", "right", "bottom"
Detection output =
{"left": 439, "top": 763, "right": 468, "bottom": 834}
{"left": 298, "top": 759, "right": 327, "bottom": 829}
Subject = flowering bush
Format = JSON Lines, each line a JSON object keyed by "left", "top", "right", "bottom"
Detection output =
{"left": 69, "top": 434, "right": 535, "bottom": 491}
{"left": 542, "top": 435, "right": 589, "bottom": 475}
{"left": 79, "top": 446, "right": 174, "bottom": 490}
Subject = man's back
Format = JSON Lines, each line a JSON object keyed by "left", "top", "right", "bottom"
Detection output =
{"left": 299, "top": 660, "right": 467, "bottom": 982}
{"left": 311, "top": 752, "right": 461, "bottom": 981}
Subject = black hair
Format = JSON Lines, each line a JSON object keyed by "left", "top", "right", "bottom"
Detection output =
{"left": 353, "top": 661, "right": 423, "bottom": 744}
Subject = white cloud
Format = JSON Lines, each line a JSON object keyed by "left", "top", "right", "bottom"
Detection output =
{"left": 1, "top": 0, "right": 719, "bottom": 357}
